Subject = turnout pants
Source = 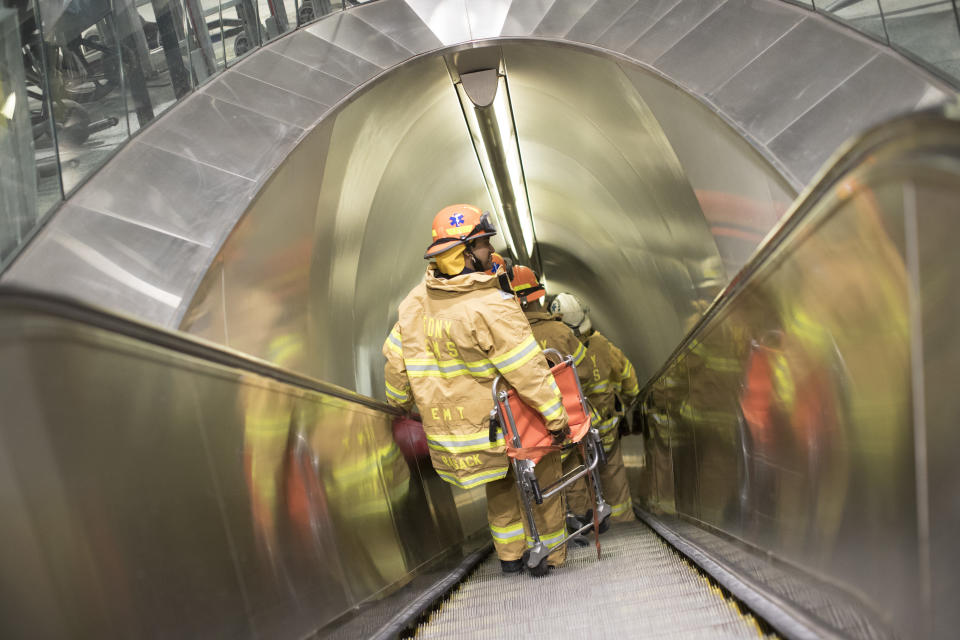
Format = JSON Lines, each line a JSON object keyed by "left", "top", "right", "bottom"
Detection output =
{"left": 564, "top": 438, "right": 633, "bottom": 523}
{"left": 485, "top": 451, "right": 566, "bottom": 567}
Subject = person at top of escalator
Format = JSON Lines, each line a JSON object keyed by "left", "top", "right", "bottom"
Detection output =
{"left": 382, "top": 205, "right": 569, "bottom": 577}
{"left": 551, "top": 292, "right": 639, "bottom": 527}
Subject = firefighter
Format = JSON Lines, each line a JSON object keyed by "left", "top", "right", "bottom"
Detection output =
{"left": 382, "top": 205, "right": 569, "bottom": 577}
{"left": 551, "top": 292, "right": 639, "bottom": 526}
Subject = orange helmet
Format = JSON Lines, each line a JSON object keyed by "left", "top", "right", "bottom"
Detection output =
{"left": 488, "top": 252, "right": 513, "bottom": 278}
{"left": 511, "top": 265, "right": 545, "bottom": 305}
{"left": 424, "top": 204, "right": 497, "bottom": 259}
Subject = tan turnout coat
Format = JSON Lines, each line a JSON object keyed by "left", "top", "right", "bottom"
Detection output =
{"left": 582, "top": 331, "right": 640, "bottom": 449}
{"left": 383, "top": 268, "right": 568, "bottom": 489}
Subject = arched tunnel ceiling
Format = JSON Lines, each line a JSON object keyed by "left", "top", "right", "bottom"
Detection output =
{"left": 4, "top": 0, "right": 951, "bottom": 395}
{"left": 178, "top": 41, "right": 759, "bottom": 398}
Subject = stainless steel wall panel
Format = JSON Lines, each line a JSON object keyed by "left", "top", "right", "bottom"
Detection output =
{"left": 767, "top": 54, "right": 948, "bottom": 185}
{"left": 465, "top": 0, "right": 513, "bottom": 40}
{"left": 5, "top": 204, "right": 207, "bottom": 326}
{"left": 136, "top": 93, "right": 305, "bottom": 182}
{"left": 69, "top": 141, "right": 258, "bottom": 248}
{"left": 709, "top": 17, "right": 877, "bottom": 145}
{"left": 564, "top": 0, "right": 637, "bottom": 44}
{"left": 204, "top": 71, "right": 332, "bottom": 130}
{"left": 593, "top": 0, "right": 681, "bottom": 52}
{"left": 504, "top": 43, "right": 724, "bottom": 383}
{"left": 653, "top": 0, "right": 803, "bottom": 95}
{"left": 912, "top": 174, "right": 960, "bottom": 639}
{"left": 625, "top": 0, "right": 726, "bottom": 64}
{"left": 619, "top": 63, "right": 796, "bottom": 275}
{"left": 352, "top": 0, "right": 445, "bottom": 53}
{"left": 0, "top": 315, "right": 254, "bottom": 637}
{"left": 500, "top": 0, "right": 556, "bottom": 37}
{"left": 402, "top": 0, "right": 472, "bottom": 46}
{"left": 270, "top": 31, "right": 385, "bottom": 86}
{"left": 635, "top": 117, "right": 960, "bottom": 639}
{"left": 232, "top": 50, "right": 354, "bottom": 109}
{"left": 532, "top": 0, "right": 598, "bottom": 37}
{"left": 305, "top": 12, "right": 414, "bottom": 68}
{"left": 0, "top": 296, "right": 491, "bottom": 638}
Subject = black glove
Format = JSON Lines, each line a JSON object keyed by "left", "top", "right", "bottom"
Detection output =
{"left": 550, "top": 425, "right": 571, "bottom": 445}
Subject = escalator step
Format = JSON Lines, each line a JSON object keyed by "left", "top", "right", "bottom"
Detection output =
{"left": 414, "top": 521, "right": 772, "bottom": 639}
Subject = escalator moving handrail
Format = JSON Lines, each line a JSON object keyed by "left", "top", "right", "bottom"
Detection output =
{"left": 0, "top": 285, "right": 403, "bottom": 416}
{"left": 637, "top": 109, "right": 960, "bottom": 398}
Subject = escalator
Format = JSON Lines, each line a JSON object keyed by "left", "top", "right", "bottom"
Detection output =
{"left": 414, "top": 521, "right": 770, "bottom": 639}
{"left": 1, "top": 112, "right": 959, "bottom": 640}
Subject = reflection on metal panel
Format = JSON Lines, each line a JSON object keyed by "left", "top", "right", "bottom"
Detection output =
{"left": 503, "top": 43, "right": 723, "bottom": 382}
{"left": 182, "top": 54, "right": 492, "bottom": 397}
{"left": 634, "top": 114, "right": 960, "bottom": 639}
{"left": 0, "top": 293, "right": 487, "bottom": 638}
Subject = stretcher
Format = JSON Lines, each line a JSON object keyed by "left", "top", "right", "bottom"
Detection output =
{"left": 490, "top": 348, "right": 611, "bottom": 574}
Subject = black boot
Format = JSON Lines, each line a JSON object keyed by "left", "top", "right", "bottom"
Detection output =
{"left": 500, "top": 558, "right": 524, "bottom": 574}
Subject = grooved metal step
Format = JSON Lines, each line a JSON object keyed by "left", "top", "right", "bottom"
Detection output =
{"left": 414, "top": 520, "right": 773, "bottom": 639}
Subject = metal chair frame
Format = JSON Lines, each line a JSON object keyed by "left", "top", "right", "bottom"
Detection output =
{"left": 491, "top": 348, "right": 611, "bottom": 570}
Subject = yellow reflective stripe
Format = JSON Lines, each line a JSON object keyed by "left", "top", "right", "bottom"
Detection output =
{"left": 572, "top": 342, "right": 587, "bottom": 366}
{"left": 621, "top": 361, "right": 632, "bottom": 377}
{"left": 622, "top": 381, "right": 639, "bottom": 395}
{"left": 404, "top": 352, "right": 496, "bottom": 379}
{"left": 385, "top": 380, "right": 408, "bottom": 402}
{"left": 513, "top": 283, "right": 533, "bottom": 291}
{"left": 586, "top": 381, "right": 610, "bottom": 394}
{"left": 490, "top": 335, "right": 540, "bottom": 374}
{"left": 386, "top": 328, "right": 403, "bottom": 354}
{"left": 428, "top": 433, "right": 505, "bottom": 453}
{"left": 611, "top": 499, "right": 633, "bottom": 516}
{"left": 490, "top": 521, "right": 525, "bottom": 543}
{"left": 597, "top": 416, "right": 618, "bottom": 434}
{"left": 537, "top": 397, "right": 564, "bottom": 421}
{"left": 437, "top": 467, "right": 508, "bottom": 489}
{"left": 526, "top": 528, "right": 564, "bottom": 548}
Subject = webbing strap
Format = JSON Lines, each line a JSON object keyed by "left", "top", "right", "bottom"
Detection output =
{"left": 506, "top": 444, "right": 560, "bottom": 460}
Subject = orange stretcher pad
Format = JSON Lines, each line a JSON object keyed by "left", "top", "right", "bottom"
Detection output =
{"left": 497, "top": 360, "right": 592, "bottom": 464}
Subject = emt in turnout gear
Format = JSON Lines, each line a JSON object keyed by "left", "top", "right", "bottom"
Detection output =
{"left": 507, "top": 265, "right": 590, "bottom": 389}
{"left": 383, "top": 205, "right": 569, "bottom": 573}
{"left": 551, "top": 293, "right": 640, "bottom": 524}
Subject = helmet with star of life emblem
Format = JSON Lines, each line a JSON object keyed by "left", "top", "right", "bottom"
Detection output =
{"left": 424, "top": 204, "right": 497, "bottom": 259}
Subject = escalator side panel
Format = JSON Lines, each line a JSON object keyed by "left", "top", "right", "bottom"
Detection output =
{"left": 0, "top": 305, "right": 484, "bottom": 639}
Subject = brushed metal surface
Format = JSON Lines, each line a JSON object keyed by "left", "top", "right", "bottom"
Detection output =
{"left": 305, "top": 12, "right": 414, "bottom": 68}
{"left": 593, "top": 0, "right": 681, "bottom": 52}
{"left": 352, "top": 0, "right": 445, "bottom": 52}
{"left": 402, "top": 0, "right": 471, "bottom": 46}
{"left": 181, "top": 54, "right": 493, "bottom": 396}
{"left": 203, "top": 70, "right": 332, "bottom": 129}
{"left": 564, "top": 0, "right": 636, "bottom": 44}
{"left": 4, "top": 203, "right": 205, "bottom": 326}
{"left": 269, "top": 30, "right": 386, "bottom": 85}
{"left": 464, "top": 0, "right": 512, "bottom": 40}
{"left": 532, "top": 0, "right": 598, "bottom": 37}
{"left": 618, "top": 63, "right": 796, "bottom": 278}
{"left": 69, "top": 141, "right": 258, "bottom": 246}
{"left": 500, "top": 0, "right": 556, "bottom": 37}
{"left": 231, "top": 49, "right": 354, "bottom": 107}
{"left": 710, "top": 17, "right": 877, "bottom": 144}
{"left": 136, "top": 93, "right": 305, "bottom": 181}
{"left": 0, "top": 293, "right": 488, "bottom": 638}
{"left": 653, "top": 0, "right": 804, "bottom": 95}
{"left": 768, "top": 53, "right": 948, "bottom": 185}
{"left": 7, "top": 0, "right": 950, "bottom": 336}
{"left": 504, "top": 43, "right": 723, "bottom": 381}
{"left": 625, "top": 0, "right": 726, "bottom": 63}
{"left": 635, "top": 114, "right": 960, "bottom": 639}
